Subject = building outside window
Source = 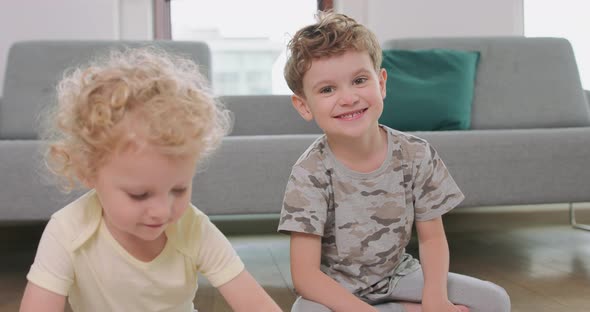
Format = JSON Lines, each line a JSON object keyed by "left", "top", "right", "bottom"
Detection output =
{"left": 164, "top": 0, "right": 318, "bottom": 95}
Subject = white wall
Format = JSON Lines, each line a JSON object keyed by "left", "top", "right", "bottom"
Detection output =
{"left": 119, "top": 0, "right": 154, "bottom": 40}
{"left": 0, "top": 0, "right": 153, "bottom": 96}
{"left": 337, "top": 0, "right": 524, "bottom": 42}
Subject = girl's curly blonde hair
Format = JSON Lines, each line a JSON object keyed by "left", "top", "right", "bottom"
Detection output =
{"left": 284, "top": 12, "right": 382, "bottom": 96}
{"left": 41, "top": 47, "right": 231, "bottom": 191}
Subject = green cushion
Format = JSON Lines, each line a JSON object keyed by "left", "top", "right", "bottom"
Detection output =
{"left": 379, "top": 49, "right": 480, "bottom": 131}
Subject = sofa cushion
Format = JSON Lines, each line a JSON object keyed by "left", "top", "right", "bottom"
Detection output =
{"left": 380, "top": 49, "right": 480, "bottom": 131}
{"left": 415, "top": 127, "right": 590, "bottom": 208}
{"left": 1, "top": 40, "right": 211, "bottom": 139}
{"left": 220, "top": 95, "right": 321, "bottom": 136}
{"left": 382, "top": 37, "right": 590, "bottom": 129}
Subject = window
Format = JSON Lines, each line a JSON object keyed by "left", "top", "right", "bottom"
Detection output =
{"left": 159, "top": 0, "right": 319, "bottom": 95}
{"left": 524, "top": 0, "right": 590, "bottom": 89}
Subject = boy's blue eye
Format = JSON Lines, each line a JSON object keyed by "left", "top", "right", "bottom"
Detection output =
{"left": 319, "top": 86, "right": 334, "bottom": 94}
{"left": 354, "top": 77, "right": 368, "bottom": 84}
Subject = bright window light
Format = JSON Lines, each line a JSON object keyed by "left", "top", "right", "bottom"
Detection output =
{"left": 524, "top": 0, "right": 590, "bottom": 89}
{"left": 170, "top": 0, "right": 317, "bottom": 95}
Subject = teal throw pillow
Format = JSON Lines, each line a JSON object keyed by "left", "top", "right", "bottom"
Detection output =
{"left": 380, "top": 49, "right": 480, "bottom": 131}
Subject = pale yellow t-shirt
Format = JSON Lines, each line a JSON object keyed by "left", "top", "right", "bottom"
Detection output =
{"left": 27, "top": 190, "right": 244, "bottom": 311}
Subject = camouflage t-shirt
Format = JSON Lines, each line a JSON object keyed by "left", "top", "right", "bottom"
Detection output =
{"left": 278, "top": 126, "right": 464, "bottom": 299}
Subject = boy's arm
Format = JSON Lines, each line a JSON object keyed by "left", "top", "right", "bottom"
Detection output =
{"left": 20, "top": 282, "right": 66, "bottom": 312}
{"left": 291, "top": 232, "right": 378, "bottom": 312}
{"left": 217, "top": 270, "right": 282, "bottom": 312}
{"left": 416, "top": 217, "right": 462, "bottom": 312}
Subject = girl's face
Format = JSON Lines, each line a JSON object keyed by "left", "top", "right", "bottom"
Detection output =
{"left": 87, "top": 142, "right": 198, "bottom": 246}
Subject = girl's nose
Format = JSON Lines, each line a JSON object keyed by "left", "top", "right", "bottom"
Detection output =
{"left": 147, "top": 195, "right": 173, "bottom": 221}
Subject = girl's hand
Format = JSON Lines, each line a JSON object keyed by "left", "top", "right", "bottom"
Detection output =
{"left": 217, "top": 270, "right": 282, "bottom": 312}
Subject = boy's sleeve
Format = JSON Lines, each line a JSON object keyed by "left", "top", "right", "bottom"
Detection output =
{"left": 26, "top": 218, "right": 74, "bottom": 296}
{"left": 194, "top": 217, "right": 245, "bottom": 288}
{"left": 277, "top": 164, "right": 329, "bottom": 236}
{"left": 413, "top": 143, "right": 465, "bottom": 221}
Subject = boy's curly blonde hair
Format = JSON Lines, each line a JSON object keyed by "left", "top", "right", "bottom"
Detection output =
{"left": 41, "top": 47, "right": 231, "bottom": 191}
{"left": 284, "top": 12, "right": 382, "bottom": 96}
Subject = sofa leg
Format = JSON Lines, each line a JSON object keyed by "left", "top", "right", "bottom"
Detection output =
{"left": 569, "top": 203, "right": 590, "bottom": 231}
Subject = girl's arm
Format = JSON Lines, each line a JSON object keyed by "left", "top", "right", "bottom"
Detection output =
{"left": 290, "top": 232, "right": 378, "bottom": 312}
{"left": 416, "top": 216, "right": 463, "bottom": 312}
{"left": 217, "top": 270, "right": 281, "bottom": 312}
{"left": 20, "top": 282, "right": 66, "bottom": 312}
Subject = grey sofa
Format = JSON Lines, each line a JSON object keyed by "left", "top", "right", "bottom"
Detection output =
{"left": 1, "top": 37, "right": 589, "bottom": 223}
{"left": 381, "top": 37, "right": 590, "bottom": 208}
{"left": 194, "top": 37, "right": 590, "bottom": 218}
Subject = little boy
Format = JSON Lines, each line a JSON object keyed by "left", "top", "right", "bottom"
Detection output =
{"left": 278, "top": 12, "right": 511, "bottom": 312}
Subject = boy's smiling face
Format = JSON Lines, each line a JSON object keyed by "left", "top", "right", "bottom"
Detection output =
{"left": 292, "top": 50, "right": 387, "bottom": 140}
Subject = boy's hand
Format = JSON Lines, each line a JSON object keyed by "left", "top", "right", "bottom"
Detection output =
{"left": 423, "top": 298, "right": 469, "bottom": 312}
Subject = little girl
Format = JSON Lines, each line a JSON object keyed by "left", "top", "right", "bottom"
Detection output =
{"left": 19, "top": 47, "right": 282, "bottom": 312}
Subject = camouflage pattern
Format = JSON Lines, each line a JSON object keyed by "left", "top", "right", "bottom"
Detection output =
{"left": 278, "top": 126, "right": 464, "bottom": 300}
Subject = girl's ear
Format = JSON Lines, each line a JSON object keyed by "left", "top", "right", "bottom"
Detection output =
{"left": 291, "top": 94, "right": 314, "bottom": 121}
{"left": 77, "top": 169, "right": 95, "bottom": 189}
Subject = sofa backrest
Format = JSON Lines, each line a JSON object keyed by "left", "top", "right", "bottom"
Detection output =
{"left": 1, "top": 40, "right": 211, "bottom": 139}
{"left": 220, "top": 95, "right": 321, "bottom": 136}
{"left": 382, "top": 37, "right": 590, "bottom": 129}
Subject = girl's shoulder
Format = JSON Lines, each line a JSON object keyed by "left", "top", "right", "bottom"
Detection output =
{"left": 49, "top": 190, "right": 102, "bottom": 251}
{"left": 165, "top": 204, "right": 211, "bottom": 257}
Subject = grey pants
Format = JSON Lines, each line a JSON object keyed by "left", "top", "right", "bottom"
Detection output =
{"left": 291, "top": 269, "right": 511, "bottom": 312}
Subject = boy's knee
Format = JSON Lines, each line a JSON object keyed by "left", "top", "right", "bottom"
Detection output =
{"left": 489, "top": 283, "right": 511, "bottom": 311}
{"left": 477, "top": 282, "right": 511, "bottom": 312}
{"left": 291, "top": 296, "right": 332, "bottom": 312}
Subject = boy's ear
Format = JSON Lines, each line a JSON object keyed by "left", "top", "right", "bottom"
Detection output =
{"left": 379, "top": 68, "right": 388, "bottom": 99}
{"left": 291, "top": 94, "right": 314, "bottom": 121}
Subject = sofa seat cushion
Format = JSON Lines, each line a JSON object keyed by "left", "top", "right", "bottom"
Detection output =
{"left": 379, "top": 49, "right": 480, "bottom": 131}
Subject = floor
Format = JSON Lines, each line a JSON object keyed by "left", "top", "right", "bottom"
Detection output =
{"left": 1, "top": 204, "right": 589, "bottom": 312}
